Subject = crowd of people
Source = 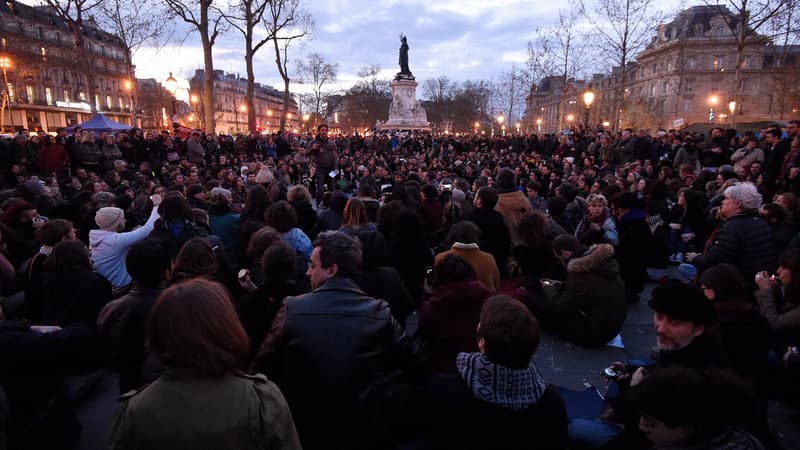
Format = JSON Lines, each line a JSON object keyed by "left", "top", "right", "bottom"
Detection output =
{"left": 0, "top": 118, "right": 799, "bottom": 449}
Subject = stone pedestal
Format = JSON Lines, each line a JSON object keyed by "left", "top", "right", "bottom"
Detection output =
{"left": 378, "top": 78, "right": 430, "bottom": 131}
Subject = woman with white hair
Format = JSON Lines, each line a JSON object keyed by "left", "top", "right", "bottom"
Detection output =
{"left": 574, "top": 193, "right": 618, "bottom": 246}
{"left": 685, "top": 182, "right": 776, "bottom": 293}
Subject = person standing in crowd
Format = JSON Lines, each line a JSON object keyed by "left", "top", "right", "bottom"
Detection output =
{"left": 107, "top": 278, "right": 301, "bottom": 450}
{"left": 308, "top": 124, "right": 338, "bottom": 204}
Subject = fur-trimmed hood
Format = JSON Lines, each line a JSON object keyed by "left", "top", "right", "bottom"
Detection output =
{"left": 567, "top": 243, "right": 618, "bottom": 276}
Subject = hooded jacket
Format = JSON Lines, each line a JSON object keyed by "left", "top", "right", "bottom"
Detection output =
{"left": 533, "top": 244, "right": 627, "bottom": 347}
{"left": 495, "top": 189, "right": 533, "bottom": 246}
{"left": 89, "top": 207, "right": 159, "bottom": 288}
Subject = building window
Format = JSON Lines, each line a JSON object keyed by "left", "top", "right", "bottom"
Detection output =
{"left": 95, "top": 94, "right": 100, "bottom": 110}
{"left": 118, "top": 97, "right": 124, "bottom": 109}
{"left": 0, "top": 37, "right": 5, "bottom": 50}
{"left": 40, "top": 47, "right": 46, "bottom": 62}
{"left": 7, "top": 83, "right": 14, "bottom": 102}
{"left": 45, "top": 87, "right": 53, "bottom": 105}
{"left": 682, "top": 100, "right": 691, "bottom": 113}
{"left": 26, "top": 85, "right": 34, "bottom": 102}
{"left": 63, "top": 89, "right": 70, "bottom": 103}
{"left": 79, "top": 91, "right": 86, "bottom": 102}
{"left": 106, "top": 95, "right": 112, "bottom": 109}
{"left": 662, "top": 82, "right": 669, "bottom": 94}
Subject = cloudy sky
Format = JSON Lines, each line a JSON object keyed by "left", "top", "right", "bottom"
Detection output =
{"left": 130, "top": 0, "right": 567, "bottom": 97}
{"left": 22, "top": 0, "right": 685, "bottom": 98}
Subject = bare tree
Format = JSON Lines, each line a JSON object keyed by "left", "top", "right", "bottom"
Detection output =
{"left": 164, "top": 0, "right": 226, "bottom": 131}
{"left": 532, "top": 2, "right": 589, "bottom": 129}
{"left": 223, "top": 0, "right": 277, "bottom": 133}
{"left": 295, "top": 52, "right": 339, "bottom": 129}
{"left": 581, "top": 0, "right": 664, "bottom": 131}
{"left": 704, "top": 0, "right": 785, "bottom": 128}
{"left": 263, "top": 0, "right": 312, "bottom": 133}
{"left": 343, "top": 65, "right": 390, "bottom": 131}
{"left": 493, "top": 64, "right": 530, "bottom": 129}
{"left": 44, "top": 0, "right": 103, "bottom": 113}
{"left": 765, "top": 0, "right": 800, "bottom": 119}
{"left": 422, "top": 76, "right": 456, "bottom": 132}
{"left": 96, "top": 0, "right": 172, "bottom": 123}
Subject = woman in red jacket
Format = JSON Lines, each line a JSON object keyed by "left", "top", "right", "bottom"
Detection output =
{"left": 39, "top": 135, "right": 69, "bottom": 177}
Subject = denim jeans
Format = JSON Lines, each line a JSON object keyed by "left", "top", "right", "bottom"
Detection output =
{"left": 678, "top": 263, "right": 698, "bottom": 283}
{"left": 316, "top": 167, "right": 334, "bottom": 203}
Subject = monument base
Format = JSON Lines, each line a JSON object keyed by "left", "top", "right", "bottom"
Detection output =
{"left": 378, "top": 78, "right": 430, "bottom": 132}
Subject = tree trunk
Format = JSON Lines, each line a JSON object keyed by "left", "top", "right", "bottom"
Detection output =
{"left": 73, "top": 28, "right": 98, "bottom": 114}
{"left": 200, "top": 9, "right": 215, "bottom": 132}
{"left": 245, "top": 25, "right": 255, "bottom": 134}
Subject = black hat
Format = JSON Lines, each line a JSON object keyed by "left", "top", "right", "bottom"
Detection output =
{"left": 648, "top": 282, "right": 715, "bottom": 324}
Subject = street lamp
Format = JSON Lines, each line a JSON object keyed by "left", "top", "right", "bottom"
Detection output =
{"left": 0, "top": 55, "right": 13, "bottom": 132}
{"left": 474, "top": 121, "right": 480, "bottom": 133}
{"left": 728, "top": 100, "right": 736, "bottom": 127}
{"left": 190, "top": 94, "right": 202, "bottom": 129}
{"left": 708, "top": 94, "right": 719, "bottom": 124}
{"left": 496, "top": 114, "right": 505, "bottom": 136}
{"left": 536, "top": 118, "right": 542, "bottom": 132}
{"left": 125, "top": 79, "right": 135, "bottom": 126}
{"left": 582, "top": 84, "right": 595, "bottom": 129}
{"left": 302, "top": 113, "right": 310, "bottom": 133}
{"left": 165, "top": 72, "right": 178, "bottom": 124}
{"left": 566, "top": 114, "right": 575, "bottom": 124}
{"left": 516, "top": 122, "right": 521, "bottom": 134}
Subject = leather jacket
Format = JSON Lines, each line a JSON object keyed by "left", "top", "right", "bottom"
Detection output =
{"left": 251, "top": 277, "right": 422, "bottom": 450}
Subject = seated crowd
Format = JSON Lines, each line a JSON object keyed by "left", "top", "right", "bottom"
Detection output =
{"left": 0, "top": 120, "right": 799, "bottom": 449}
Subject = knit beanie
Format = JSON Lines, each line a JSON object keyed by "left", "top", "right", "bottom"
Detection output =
{"left": 95, "top": 207, "right": 125, "bottom": 231}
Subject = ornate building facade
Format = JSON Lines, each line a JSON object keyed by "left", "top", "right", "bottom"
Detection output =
{"left": 0, "top": 0, "right": 133, "bottom": 132}
{"left": 525, "top": 5, "right": 800, "bottom": 132}
{"left": 188, "top": 70, "right": 299, "bottom": 135}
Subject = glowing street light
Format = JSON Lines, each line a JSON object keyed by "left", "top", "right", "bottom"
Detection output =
{"left": 165, "top": 72, "right": 178, "bottom": 120}
{"left": 302, "top": 113, "right": 310, "bottom": 132}
{"left": 536, "top": 118, "right": 542, "bottom": 132}
{"left": 0, "top": 55, "right": 15, "bottom": 131}
{"left": 708, "top": 94, "right": 719, "bottom": 123}
{"left": 583, "top": 84, "right": 595, "bottom": 128}
{"left": 516, "top": 122, "right": 521, "bottom": 134}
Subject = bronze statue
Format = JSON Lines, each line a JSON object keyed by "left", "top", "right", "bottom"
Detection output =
{"left": 398, "top": 34, "right": 411, "bottom": 76}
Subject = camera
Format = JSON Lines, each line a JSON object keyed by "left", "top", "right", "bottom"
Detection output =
{"left": 603, "top": 366, "right": 620, "bottom": 379}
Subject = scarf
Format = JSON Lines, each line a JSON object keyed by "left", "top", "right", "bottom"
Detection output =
{"left": 456, "top": 352, "right": 546, "bottom": 411}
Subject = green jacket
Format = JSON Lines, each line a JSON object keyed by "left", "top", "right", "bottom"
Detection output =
{"left": 107, "top": 370, "right": 301, "bottom": 450}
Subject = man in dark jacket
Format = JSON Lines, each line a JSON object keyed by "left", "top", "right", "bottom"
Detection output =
{"left": 251, "top": 231, "right": 422, "bottom": 450}
{"left": 308, "top": 124, "right": 339, "bottom": 204}
{"left": 97, "top": 238, "right": 171, "bottom": 392}
{"left": 419, "top": 295, "right": 568, "bottom": 450}
{"left": 687, "top": 182, "right": 776, "bottom": 293}
{"left": 700, "top": 127, "right": 730, "bottom": 169}
{"left": 610, "top": 192, "right": 650, "bottom": 302}
{"left": 467, "top": 186, "right": 511, "bottom": 275}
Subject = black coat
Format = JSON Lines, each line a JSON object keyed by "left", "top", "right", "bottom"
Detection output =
{"left": 41, "top": 269, "right": 112, "bottom": 328}
{"left": 250, "top": 277, "right": 422, "bottom": 450}
{"left": 418, "top": 374, "right": 567, "bottom": 450}
{"left": 532, "top": 244, "right": 627, "bottom": 347}
{"left": 96, "top": 284, "right": 166, "bottom": 392}
{"left": 715, "top": 303, "right": 771, "bottom": 391}
{"left": 692, "top": 212, "right": 777, "bottom": 293}
{"left": 615, "top": 209, "right": 650, "bottom": 294}
{"left": 466, "top": 207, "right": 511, "bottom": 276}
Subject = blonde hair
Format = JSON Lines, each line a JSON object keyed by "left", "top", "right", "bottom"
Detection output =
{"left": 341, "top": 198, "right": 369, "bottom": 228}
{"left": 586, "top": 193, "right": 608, "bottom": 206}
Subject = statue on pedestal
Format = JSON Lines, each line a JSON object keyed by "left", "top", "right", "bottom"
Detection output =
{"left": 397, "top": 34, "right": 413, "bottom": 79}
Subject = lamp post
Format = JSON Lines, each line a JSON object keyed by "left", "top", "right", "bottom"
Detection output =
{"left": 582, "top": 85, "right": 595, "bottom": 129}
{"left": 165, "top": 72, "right": 178, "bottom": 126}
{"left": 0, "top": 55, "right": 14, "bottom": 131}
{"left": 708, "top": 94, "right": 719, "bottom": 124}
{"left": 302, "top": 113, "right": 310, "bottom": 133}
{"left": 474, "top": 121, "right": 479, "bottom": 134}
{"left": 497, "top": 113, "right": 505, "bottom": 136}
{"left": 516, "top": 122, "right": 521, "bottom": 134}
{"left": 191, "top": 94, "right": 202, "bottom": 129}
{"left": 536, "top": 118, "right": 542, "bottom": 133}
{"left": 728, "top": 100, "right": 736, "bottom": 128}
{"left": 125, "top": 79, "right": 135, "bottom": 126}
